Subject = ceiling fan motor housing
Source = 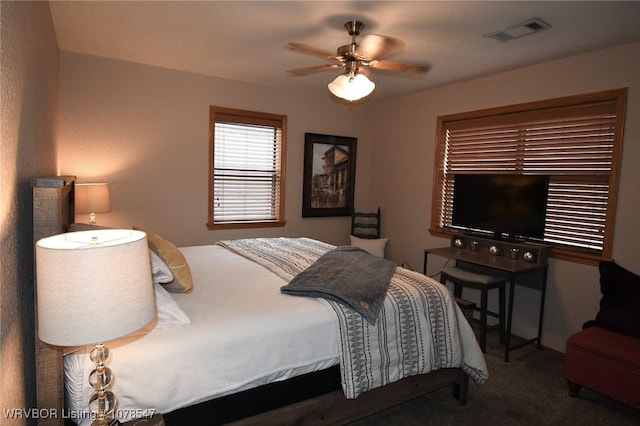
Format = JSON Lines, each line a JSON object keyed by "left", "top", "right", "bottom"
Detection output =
{"left": 344, "top": 60, "right": 360, "bottom": 76}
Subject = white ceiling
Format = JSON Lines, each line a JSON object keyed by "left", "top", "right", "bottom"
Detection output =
{"left": 49, "top": 1, "right": 640, "bottom": 101}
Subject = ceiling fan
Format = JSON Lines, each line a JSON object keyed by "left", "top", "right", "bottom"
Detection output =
{"left": 287, "top": 20, "right": 430, "bottom": 101}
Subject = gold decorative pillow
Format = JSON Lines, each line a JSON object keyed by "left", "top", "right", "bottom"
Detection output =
{"left": 135, "top": 227, "right": 193, "bottom": 293}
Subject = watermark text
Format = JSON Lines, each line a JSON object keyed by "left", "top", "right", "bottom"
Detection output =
{"left": 3, "top": 408, "right": 157, "bottom": 420}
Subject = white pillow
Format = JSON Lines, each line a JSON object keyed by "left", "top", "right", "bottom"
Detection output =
{"left": 152, "top": 283, "right": 191, "bottom": 330}
{"left": 350, "top": 235, "right": 388, "bottom": 258}
{"left": 150, "top": 250, "right": 174, "bottom": 284}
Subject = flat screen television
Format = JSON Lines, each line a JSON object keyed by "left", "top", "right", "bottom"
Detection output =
{"left": 451, "top": 174, "right": 549, "bottom": 241}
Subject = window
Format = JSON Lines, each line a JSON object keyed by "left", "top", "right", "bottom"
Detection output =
{"left": 430, "top": 89, "right": 627, "bottom": 264}
{"left": 208, "top": 106, "right": 287, "bottom": 229}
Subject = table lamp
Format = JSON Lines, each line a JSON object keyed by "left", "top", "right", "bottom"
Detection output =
{"left": 75, "top": 183, "right": 112, "bottom": 224}
{"left": 36, "top": 229, "right": 156, "bottom": 425}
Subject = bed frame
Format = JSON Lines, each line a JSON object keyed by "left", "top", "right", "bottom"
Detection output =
{"left": 32, "top": 176, "right": 469, "bottom": 426}
{"left": 32, "top": 176, "right": 76, "bottom": 426}
{"left": 165, "top": 366, "right": 467, "bottom": 425}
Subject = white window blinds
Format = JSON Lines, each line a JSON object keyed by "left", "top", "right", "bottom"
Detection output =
{"left": 433, "top": 89, "right": 626, "bottom": 262}
{"left": 209, "top": 107, "right": 286, "bottom": 228}
{"left": 214, "top": 122, "right": 282, "bottom": 221}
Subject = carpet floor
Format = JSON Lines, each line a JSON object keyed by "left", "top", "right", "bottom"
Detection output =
{"left": 348, "top": 333, "right": 640, "bottom": 426}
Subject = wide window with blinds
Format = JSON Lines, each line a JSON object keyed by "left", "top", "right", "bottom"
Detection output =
{"left": 208, "top": 106, "right": 287, "bottom": 229}
{"left": 430, "top": 89, "right": 627, "bottom": 264}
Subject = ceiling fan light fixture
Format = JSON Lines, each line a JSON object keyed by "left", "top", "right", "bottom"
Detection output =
{"left": 328, "top": 73, "right": 375, "bottom": 101}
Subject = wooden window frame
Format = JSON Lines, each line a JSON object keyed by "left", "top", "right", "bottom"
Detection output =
{"left": 430, "top": 88, "right": 627, "bottom": 265}
{"left": 208, "top": 106, "right": 287, "bottom": 230}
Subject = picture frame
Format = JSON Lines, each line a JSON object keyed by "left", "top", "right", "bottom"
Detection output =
{"left": 302, "top": 133, "right": 357, "bottom": 217}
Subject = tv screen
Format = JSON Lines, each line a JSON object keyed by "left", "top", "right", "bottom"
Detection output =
{"left": 451, "top": 174, "right": 549, "bottom": 241}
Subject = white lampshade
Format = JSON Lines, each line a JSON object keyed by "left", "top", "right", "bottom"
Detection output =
{"left": 36, "top": 229, "right": 155, "bottom": 347}
{"left": 328, "top": 73, "right": 375, "bottom": 101}
{"left": 75, "top": 183, "right": 112, "bottom": 215}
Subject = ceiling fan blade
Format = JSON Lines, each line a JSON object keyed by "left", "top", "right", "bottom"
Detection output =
{"left": 287, "top": 63, "right": 341, "bottom": 76}
{"left": 288, "top": 42, "right": 338, "bottom": 60}
{"left": 368, "top": 59, "right": 430, "bottom": 75}
{"left": 357, "top": 35, "right": 404, "bottom": 60}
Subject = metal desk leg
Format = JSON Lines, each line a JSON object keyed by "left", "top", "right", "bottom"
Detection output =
{"left": 479, "top": 287, "right": 488, "bottom": 353}
{"left": 423, "top": 251, "right": 429, "bottom": 275}
{"left": 536, "top": 266, "right": 549, "bottom": 349}
{"left": 498, "top": 282, "right": 506, "bottom": 344}
{"left": 504, "top": 276, "right": 516, "bottom": 362}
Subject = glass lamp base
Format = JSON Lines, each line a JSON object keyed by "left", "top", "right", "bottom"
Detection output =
{"left": 89, "top": 344, "right": 119, "bottom": 425}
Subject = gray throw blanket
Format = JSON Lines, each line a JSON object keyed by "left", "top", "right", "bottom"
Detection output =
{"left": 281, "top": 246, "right": 396, "bottom": 324}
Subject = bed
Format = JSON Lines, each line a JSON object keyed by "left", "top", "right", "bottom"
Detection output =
{"left": 32, "top": 177, "right": 488, "bottom": 425}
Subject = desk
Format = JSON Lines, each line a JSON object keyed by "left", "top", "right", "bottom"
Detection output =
{"left": 424, "top": 245, "right": 548, "bottom": 362}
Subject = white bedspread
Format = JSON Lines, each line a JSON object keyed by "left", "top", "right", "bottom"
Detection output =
{"left": 64, "top": 244, "right": 339, "bottom": 424}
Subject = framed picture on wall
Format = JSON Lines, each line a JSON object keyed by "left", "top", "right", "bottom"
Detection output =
{"left": 302, "top": 133, "right": 357, "bottom": 217}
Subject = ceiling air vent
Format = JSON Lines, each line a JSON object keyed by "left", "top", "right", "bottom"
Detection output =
{"left": 486, "top": 18, "right": 552, "bottom": 42}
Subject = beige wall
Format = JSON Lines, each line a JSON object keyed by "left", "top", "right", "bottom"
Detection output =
{"left": 1, "top": 1, "right": 59, "bottom": 422}
{"left": 58, "top": 52, "right": 374, "bottom": 247}
{"left": 369, "top": 41, "right": 640, "bottom": 352}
